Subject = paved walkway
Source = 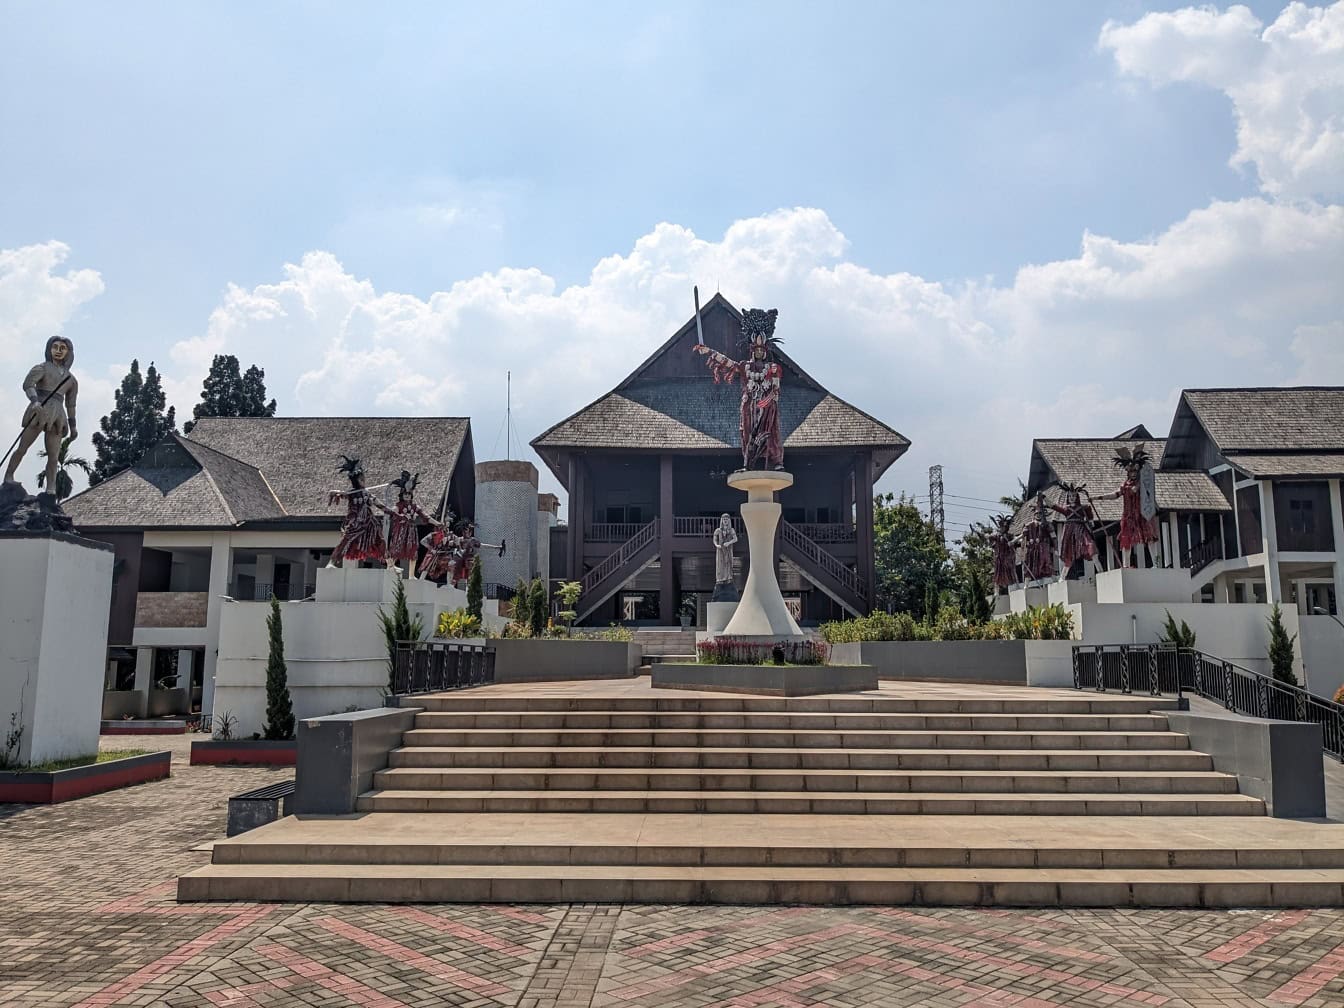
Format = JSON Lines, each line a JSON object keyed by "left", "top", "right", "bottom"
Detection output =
{"left": 1, "top": 735, "right": 1343, "bottom": 1007}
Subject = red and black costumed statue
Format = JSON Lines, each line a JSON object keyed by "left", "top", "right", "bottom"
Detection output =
{"left": 449, "top": 521, "right": 506, "bottom": 587}
{"left": 693, "top": 293, "right": 785, "bottom": 471}
{"left": 417, "top": 523, "right": 459, "bottom": 583}
{"left": 1049, "top": 480, "right": 1096, "bottom": 579}
{"left": 376, "top": 470, "right": 430, "bottom": 566}
{"left": 326, "top": 455, "right": 386, "bottom": 567}
{"left": 1098, "top": 445, "right": 1160, "bottom": 568}
{"left": 990, "top": 514, "right": 1018, "bottom": 591}
{"left": 1022, "top": 495, "right": 1056, "bottom": 582}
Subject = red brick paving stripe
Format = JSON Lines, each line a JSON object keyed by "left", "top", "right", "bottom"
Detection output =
{"left": 1266, "top": 940, "right": 1344, "bottom": 1006}
{"left": 1204, "top": 910, "right": 1312, "bottom": 964}
{"left": 258, "top": 943, "right": 411, "bottom": 1008}
{"left": 70, "top": 907, "right": 274, "bottom": 1008}
{"left": 316, "top": 917, "right": 513, "bottom": 997}
{"left": 875, "top": 907, "right": 1114, "bottom": 964}
{"left": 393, "top": 905, "right": 535, "bottom": 958}
{"left": 489, "top": 905, "right": 552, "bottom": 925}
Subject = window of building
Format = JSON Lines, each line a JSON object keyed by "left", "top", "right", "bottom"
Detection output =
{"left": 1274, "top": 481, "right": 1334, "bottom": 552}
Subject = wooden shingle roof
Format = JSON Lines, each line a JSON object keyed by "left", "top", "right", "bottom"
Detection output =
{"left": 65, "top": 417, "right": 471, "bottom": 529}
{"left": 1182, "top": 388, "right": 1344, "bottom": 452}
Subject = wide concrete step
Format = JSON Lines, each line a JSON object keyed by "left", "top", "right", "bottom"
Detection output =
{"left": 400, "top": 727, "right": 1194, "bottom": 751}
{"left": 409, "top": 710, "right": 1172, "bottom": 732}
{"left": 177, "top": 862, "right": 1344, "bottom": 907}
{"left": 388, "top": 745, "right": 1216, "bottom": 772}
{"left": 371, "top": 766, "right": 1241, "bottom": 795}
{"left": 355, "top": 789, "right": 1264, "bottom": 815}
{"left": 412, "top": 695, "right": 1179, "bottom": 714}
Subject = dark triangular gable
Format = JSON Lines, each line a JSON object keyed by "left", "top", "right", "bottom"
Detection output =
{"left": 614, "top": 293, "right": 826, "bottom": 394}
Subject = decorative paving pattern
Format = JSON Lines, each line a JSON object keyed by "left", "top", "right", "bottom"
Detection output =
{"left": 1, "top": 734, "right": 1342, "bottom": 1007}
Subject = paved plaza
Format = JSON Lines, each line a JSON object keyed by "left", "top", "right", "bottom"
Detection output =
{"left": 0, "top": 735, "right": 1339, "bottom": 1007}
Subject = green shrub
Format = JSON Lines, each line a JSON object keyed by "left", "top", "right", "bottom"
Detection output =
{"left": 263, "top": 596, "right": 294, "bottom": 741}
{"left": 1266, "top": 604, "right": 1299, "bottom": 686}
{"left": 436, "top": 608, "right": 482, "bottom": 639}
{"left": 1159, "top": 611, "right": 1197, "bottom": 650}
{"left": 466, "top": 557, "right": 483, "bottom": 619}
{"left": 376, "top": 575, "right": 424, "bottom": 691}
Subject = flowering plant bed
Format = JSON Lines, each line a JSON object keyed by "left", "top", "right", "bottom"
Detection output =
{"left": 0, "top": 750, "right": 170, "bottom": 804}
{"left": 696, "top": 637, "right": 829, "bottom": 666}
{"left": 190, "top": 740, "right": 297, "bottom": 766}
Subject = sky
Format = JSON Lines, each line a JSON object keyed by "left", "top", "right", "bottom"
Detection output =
{"left": 2, "top": 1, "right": 1342, "bottom": 540}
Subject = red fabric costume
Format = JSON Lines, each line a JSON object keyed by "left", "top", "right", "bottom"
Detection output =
{"left": 1050, "top": 495, "right": 1096, "bottom": 568}
{"left": 383, "top": 498, "right": 429, "bottom": 562}
{"left": 992, "top": 532, "right": 1017, "bottom": 589}
{"left": 1118, "top": 478, "right": 1159, "bottom": 551}
{"left": 451, "top": 531, "right": 480, "bottom": 585}
{"left": 330, "top": 488, "right": 386, "bottom": 565}
{"left": 418, "top": 528, "right": 457, "bottom": 582}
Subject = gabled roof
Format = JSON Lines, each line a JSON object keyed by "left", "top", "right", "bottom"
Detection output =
{"left": 532, "top": 294, "right": 909, "bottom": 483}
{"left": 65, "top": 417, "right": 472, "bottom": 530}
{"left": 1181, "top": 388, "right": 1344, "bottom": 452}
{"left": 1012, "top": 436, "right": 1229, "bottom": 536}
{"left": 1164, "top": 387, "right": 1344, "bottom": 479}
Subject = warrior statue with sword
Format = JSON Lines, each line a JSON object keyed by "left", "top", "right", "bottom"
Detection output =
{"left": 3, "top": 335, "right": 78, "bottom": 492}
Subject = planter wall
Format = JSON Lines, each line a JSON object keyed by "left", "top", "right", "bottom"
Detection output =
{"left": 148, "top": 687, "right": 190, "bottom": 717}
{"left": 0, "top": 750, "right": 170, "bottom": 804}
{"left": 190, "top": 740, "right": 297, "bottom": 766}
{"left": 101, "top": 690, "right": 145, "bottom": 720}
{"left": 844, "top": 640, "right": 1077, "bottom": 686}
{"left": 491, "top": 638, "right": 642, "bottom": 682}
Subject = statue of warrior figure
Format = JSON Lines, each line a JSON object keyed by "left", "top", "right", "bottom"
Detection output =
{"left": 693, "top": 305, "right": 785, "bottom": 471}
{"left": 449, "top": 521, "right": 506, "bottom": 587}
{"left": 1098, "top": 445, "right": 1161, "bottom": 569}
{"left": 1048, "top": 481, "right": 1096, "bottom": 581}
{"left": 417, "top": 524, "right": 459, "bottom": 583}
{"left": 990, "top": 514, "right": 1017, "bottom": 590}
{"left": 1022, "top": 496, "right": 1056, "bottom": 582}
{"left": 3, "top": 335, "right": 78, "bottom": 490}
{"left": 326, "top": 455, "right": 387, "bottom": 567}
{"left": 376, "top": 470, "right": 430, "bottom": 567}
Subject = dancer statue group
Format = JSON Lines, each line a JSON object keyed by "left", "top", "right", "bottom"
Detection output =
{"left": 989, "top": 445, "right": 1161, "bottom": 591}
{"left": 326, "top": 455, "right": 504, "bottom": 584}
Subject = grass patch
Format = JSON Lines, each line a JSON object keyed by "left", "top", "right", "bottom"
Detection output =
{"left": 13, "top": 749, "right": 150, "bottom": 774}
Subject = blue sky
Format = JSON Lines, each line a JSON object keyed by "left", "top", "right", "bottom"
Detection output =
{"left": 2, "top": 1, "right": 1341, "bottom": 537}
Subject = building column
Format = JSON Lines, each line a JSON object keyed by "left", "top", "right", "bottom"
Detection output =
{"left": 659, "top": 454, "right": 676, "bottom": 625}
{"left": 132, "top": 647, "right": 154, "bottom": 718}
{"left": 201, "top": 535, "right": 230, "bottom": 718}
{"left": 1258, "top": 480, "right": 1281, "bottom": 604}
{"left": 1329, "top": 479, "right": 1344, "bottom": 615}
{"left": 855, "top": 453, "right": 875, "bottom": 612}
{"left": 567, "top": 455, "right": 586, "bottom": 584}
{"left": 1167, "top": 514, "right": 1180, "bottom": 569}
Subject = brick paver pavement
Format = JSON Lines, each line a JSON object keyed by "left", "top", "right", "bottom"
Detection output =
{"left": 1, "top": 734, "right": 1342, "bottom": 1007}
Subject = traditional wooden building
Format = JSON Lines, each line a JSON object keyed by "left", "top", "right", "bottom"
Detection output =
{"left": 531, "top": 294, "right": 909, "bottom": 626}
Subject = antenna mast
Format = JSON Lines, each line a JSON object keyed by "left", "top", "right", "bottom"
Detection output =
{"left": 506, "top": 371, "right": 512, "bottom": 461}
{"left": 928, "top": 464, "right": 945, "bottom": 542}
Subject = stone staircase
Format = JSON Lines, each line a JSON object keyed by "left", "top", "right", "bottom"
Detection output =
{"left": 180, "top": 684, "right": 1344, "bottom": 906}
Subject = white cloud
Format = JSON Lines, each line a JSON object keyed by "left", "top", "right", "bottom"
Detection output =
{"left": 153, "top": 196, "right": 1342, "bottom": 510}
{"left": 1100, "top": 1, "right": 1344, "bottom": 200}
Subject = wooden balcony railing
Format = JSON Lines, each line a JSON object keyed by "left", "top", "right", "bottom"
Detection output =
{"left": 588, "top": 522, "right": 646, "bottom": 542}
{"left": 673, "top": 515, "right": 745, "bottom": 537}
{"left": 581, "top": 519, "right": 659, "bottom": 594}
{"left": 780, "top": 521, "right": 868, "bottom": 603}
{"left": 1181, "top": 537, "right": 1223, "bottom": 576}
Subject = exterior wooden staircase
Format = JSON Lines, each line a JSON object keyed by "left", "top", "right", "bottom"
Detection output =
{"left": 780, "top": 520, "right": 867, "bottom": 617}
{"left": 573, "top": 518, "right": 660, "bottom": 624}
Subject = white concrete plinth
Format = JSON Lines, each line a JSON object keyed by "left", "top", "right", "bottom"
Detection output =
{"left": 1095, "top": 567, "right": 1195, "bottom": 605}
{"left": 1008, "top": 585, "right": 1048, "bottom": 613}
{"left": 722, "top": 471, "right": 804, "bottom": 640}
{"left": 0, "top": 534, "right": 114, "bottom": 765}
{"left": 1047, "top": 578, "right": 1097, "bottom": 607}
{"left": 705, "top": 601, "right": 737, "bottom": 636}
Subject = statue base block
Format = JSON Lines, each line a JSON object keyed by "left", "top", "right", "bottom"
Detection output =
{"left": 652, "top": 662, "right": 876, "bottom": 697}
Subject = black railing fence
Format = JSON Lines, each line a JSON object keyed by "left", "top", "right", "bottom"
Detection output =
{"left": 391, "top": 640, "right": 495, "bottom": 696}
{"left": 1072, "top": 644, "right": 1343, "bottom": 761}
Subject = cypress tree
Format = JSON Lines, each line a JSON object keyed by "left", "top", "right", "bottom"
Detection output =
{"left": 377, "top": 575, "right": 424, "bottom": 690}
{"left": 514, "top": 577, "right": 534, "bottom": 632}
{"left": 1266, "top": 604, "right": 1299, "bottom": 686}
{"left": 90, "top": 360, "right": 177, "bottom": 485}
{"left": 263, "top": 597, "right": 295, "bottom": 740}
{"left": 529, "top": 579, "right": 548, "bottom": 638}
{"left": 466, "top": 556, "right": 484, "bottom": 619}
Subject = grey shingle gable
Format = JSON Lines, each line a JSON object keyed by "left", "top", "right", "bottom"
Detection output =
{"left": 1183, "top": 388, "right": 1344, "bottom": 453}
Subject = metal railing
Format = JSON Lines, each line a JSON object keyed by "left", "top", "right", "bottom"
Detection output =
{"left": 792, "top": 522, "right": 856, "bottom": 544}
{"left": 485, "top": 582, "right": 516, "bottom": 601}
{"left": 588, "top": 522, "right": 645, "bottom": 542}
{"left": 581, "top": 518, "right": 658, "bottom": 594}
{"left": 780, "top": 520, "right": 868, "bottom": 603}
{"left": 1181, "top": 537, "right": 1222, "bottom": 576}
{"left": 1072, "top": 643, "right": 1343, "bottom": 761}
{"left": 391, "top": 640, "right": 495, "bottom": 696}
{"left": 673, "top": 515, "right": 746, "bottom": 537}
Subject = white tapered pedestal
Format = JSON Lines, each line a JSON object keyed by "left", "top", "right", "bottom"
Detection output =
{"left": 722, "top": 471, "right": 804, "bottom": 640}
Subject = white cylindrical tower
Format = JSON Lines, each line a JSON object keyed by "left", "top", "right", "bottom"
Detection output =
{"left": 474, "top": 460, "right": 539, "bottom": 592}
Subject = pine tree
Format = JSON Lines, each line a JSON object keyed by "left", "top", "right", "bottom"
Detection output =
{"left": 514, "top": 577, "right": 534, "bottom": 632}
{"left": 263, "top": 597, "right": 295, "bottom": 740}
{"left": 90, "top": 360, "right": 177, "bottom": 485}
{"left": 377, "top": 575, "right": 424, "bottom": 691}
{"left": 466, "top": 556, "right": 484, "bottom": 619}
{"left": 528, "top": 578, "right": 548, "bottom": 638}
{"left": 184, "top": 355, "right": 277, "bottom": 434}
{"left": 1266, "top": 604, "right": 1299, "bottom": 686}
